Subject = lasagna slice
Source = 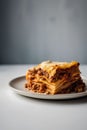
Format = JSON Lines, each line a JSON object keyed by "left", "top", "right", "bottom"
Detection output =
{"left": 25, "top": 60, "right": 86, "bottom": 94}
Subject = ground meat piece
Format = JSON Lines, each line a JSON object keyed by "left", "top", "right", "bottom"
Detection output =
{"left": 37, "top": 68, "right": 49, "bottom": 78}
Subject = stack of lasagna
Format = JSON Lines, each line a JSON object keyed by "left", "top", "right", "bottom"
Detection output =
{"left": 25, "top": 61, "right": 86, "bottom": 94}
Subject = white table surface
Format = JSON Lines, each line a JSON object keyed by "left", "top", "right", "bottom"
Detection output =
{"left": 0, "top": 64, "right": 87, "bottom": 130}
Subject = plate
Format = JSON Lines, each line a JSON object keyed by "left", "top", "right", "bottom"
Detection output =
{"left": 9, "top": 76, "right": 87, "bottom": 100}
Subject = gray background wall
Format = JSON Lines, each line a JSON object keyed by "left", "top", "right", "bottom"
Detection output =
{"left": 0, "top": 0, "right": 87, "bottom": 64}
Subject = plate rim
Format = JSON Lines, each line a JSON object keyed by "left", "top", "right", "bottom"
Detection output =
{"left": 9, "top": 75, "right": 87, "bottom": 100}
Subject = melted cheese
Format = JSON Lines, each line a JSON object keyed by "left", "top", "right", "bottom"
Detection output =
{"left": 35, "top": 60, "right": 79, "bottom": 77}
